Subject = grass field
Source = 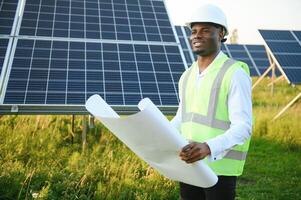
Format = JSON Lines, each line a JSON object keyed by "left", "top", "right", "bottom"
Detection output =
{"left": 0, "top": 78, "right": 301, "bottom": 200}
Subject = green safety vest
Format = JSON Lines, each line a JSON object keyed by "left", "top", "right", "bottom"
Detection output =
{"left": 179, "top": 54, "right": 251, "bottom": 176}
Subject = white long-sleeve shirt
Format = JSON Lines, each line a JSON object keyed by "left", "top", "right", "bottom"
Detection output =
{"left": 171, "top": 51, "right": 252, "bottom": 161}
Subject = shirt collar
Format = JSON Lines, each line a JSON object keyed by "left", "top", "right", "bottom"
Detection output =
{"left": 197, "top": 51, "right": 225, "bottom": 76}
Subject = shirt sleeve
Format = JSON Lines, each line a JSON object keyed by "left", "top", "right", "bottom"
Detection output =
{"left": 205, "top": 67, "right": 253, "bottom": 162}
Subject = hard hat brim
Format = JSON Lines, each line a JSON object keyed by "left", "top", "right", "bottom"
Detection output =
{"left": 185, "top": 21, "right": 229, "bottom": 36}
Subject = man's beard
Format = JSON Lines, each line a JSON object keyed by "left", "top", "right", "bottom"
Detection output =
{"left": 193, "top": 48, "right": 213, "bottom": 57}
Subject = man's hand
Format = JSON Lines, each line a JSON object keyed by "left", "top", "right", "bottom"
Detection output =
{"left": 179, "top": 142, "right": 211, "bottom": 163}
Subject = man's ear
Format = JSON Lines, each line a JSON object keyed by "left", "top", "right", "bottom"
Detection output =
{"left": 218, "top": 28, "right": 225, "bottom": 42}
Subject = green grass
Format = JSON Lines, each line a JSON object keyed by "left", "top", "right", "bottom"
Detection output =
{"left": 0, "top": 78, "right": 301, "bottom": 199}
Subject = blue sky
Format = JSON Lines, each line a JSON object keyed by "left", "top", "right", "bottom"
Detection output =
{"left": 164, "top": 0, "right": 301, "bottom": 44}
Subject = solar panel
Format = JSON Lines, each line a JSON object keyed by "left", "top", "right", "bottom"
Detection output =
{"left": 0, "top": 0, "right": 189, "bottom": 114}
{"left": 259, "top": 30, "right": 296, "bottom": 41}
{"left": 19, "top": 0, "right": 176, "bottom": 42}
{"left": 225, "top": 44, "right": 272, "bottom": 76}
{"left": 175, "top": 25, "right": 194, "bottom": 66}
{"left": 0, "top": 0, "right": 19, "bottom": 35}
{"left": 259, "top": 29, "right": 301, "bottom": 84}
{"left": 175, "top": 26, "right": 270, "bottom": 76}
{"left": 3, "top": 38, "right": 184, "bottom": 106}
{"left": 245, "top": 45, "right": 272, "bottom": 75}
{"left": 293, "top": 31, "right": 301, "bottom": 41}
{"left": 0, "top": 38, "right": 9, "bottom": 76}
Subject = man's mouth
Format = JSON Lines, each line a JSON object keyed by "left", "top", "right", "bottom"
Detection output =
{"left": 192, "top": 40, "right": 205, "bottom": 48}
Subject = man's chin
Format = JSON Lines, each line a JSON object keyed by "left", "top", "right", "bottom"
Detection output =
{"left": 193, "top": 49, "right": 207, "bottom": 56}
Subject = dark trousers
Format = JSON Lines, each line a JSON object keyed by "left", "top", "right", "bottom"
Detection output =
{"left": 180, "top": 176, "right": 237, "bottom": 200}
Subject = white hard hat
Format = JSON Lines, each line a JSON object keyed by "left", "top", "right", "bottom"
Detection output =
{"left": 185, "top": 4, "right": 229, "bottom": 36}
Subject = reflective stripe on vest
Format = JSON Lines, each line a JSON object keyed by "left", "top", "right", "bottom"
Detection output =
{"left": 181, "top": 58, "right": 247, "bottom": 161}
{"left": 225, "top": 149, "right": 247, "bottom": 161}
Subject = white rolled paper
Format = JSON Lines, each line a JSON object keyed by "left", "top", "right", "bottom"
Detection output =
{"left": 85, "top": 94, "right": 218, "bottom": 188}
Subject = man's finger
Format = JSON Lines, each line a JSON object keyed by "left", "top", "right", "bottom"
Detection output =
{"left": 179, "top": 153, "right": 188, "bottom": 160}
{"left": 185, "top": 150, "right": 204, "bottom": 163}
{"left": 181, "top": 143, "right": 210, "bottom": 163}
{"left": 180, "top": 146, "right": 196, "bottom": 158}
{"left": 181, "top": 143, "right": 193, "bottom": 152}
{"left": 179, "top": 150, "right": 193, "bottom": 160}
{"left": 186, "top": 156, "right": 203, "bottom": 163}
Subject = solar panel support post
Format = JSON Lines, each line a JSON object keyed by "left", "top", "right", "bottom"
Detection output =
{"left": 252, "top": 63, "right": 275, "bottom": 90}
{"left": 71, "top": 115, "right": 75, "bottom": 144}
{"left": 34, "top": 115, "right": 41, "bottom": 132}
{"left": 267, "top": 75, "right": 284, "bottom": 87}
{"left": 273, "top": 92, "right": 301, "bottom": 121}
{"left": 89, "top": 115, "right": 95, "bottom": 129}
{"left": 271, "top": 64, "right": 276, "bottom": 95}
{"left": 267, "top": 50, "right": 278, "bottom": 95}
{"left": 82, "top": 115, "right": 87, "bottom": 152}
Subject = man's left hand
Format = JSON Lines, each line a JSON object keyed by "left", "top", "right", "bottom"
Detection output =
{"left": 179, "top": 142, "right": 211, "bottom": 163}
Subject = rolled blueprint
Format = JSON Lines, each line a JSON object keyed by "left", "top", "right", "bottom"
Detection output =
{"left": 85, "top": 94, "right": 218, "bottom": 188}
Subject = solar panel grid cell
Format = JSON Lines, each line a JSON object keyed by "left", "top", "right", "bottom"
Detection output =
{"left": 0, "top": 0, "right": 18, "bottom": 35}
{"left": 0, "top": 39, "right": 9, "bottom": 76}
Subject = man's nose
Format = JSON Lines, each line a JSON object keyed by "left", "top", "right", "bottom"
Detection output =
{"left": 190, "top": 34, "right": 202, "bottom": 41}
{"left": 191, "top": 31, "right": 206, "bottom": 40}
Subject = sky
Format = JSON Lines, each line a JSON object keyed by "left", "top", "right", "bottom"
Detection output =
{"left": 164, "top": 0, "right": 301, "bottom": 44}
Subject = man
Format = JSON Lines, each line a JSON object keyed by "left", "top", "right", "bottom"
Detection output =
{"left": 171, "top": 4, "right": 252, "bottom": 200}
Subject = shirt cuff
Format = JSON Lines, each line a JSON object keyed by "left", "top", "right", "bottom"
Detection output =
{"left": 205, "top": 140, "right": 227, "bottom": 162}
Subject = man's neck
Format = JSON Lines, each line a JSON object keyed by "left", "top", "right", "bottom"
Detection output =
{"left": 197, "top": 50, "right": 220, "bottom": 73}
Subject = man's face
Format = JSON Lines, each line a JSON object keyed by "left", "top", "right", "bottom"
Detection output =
{"left": 190, "top": 23, "right": 223, "bottom": 56}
